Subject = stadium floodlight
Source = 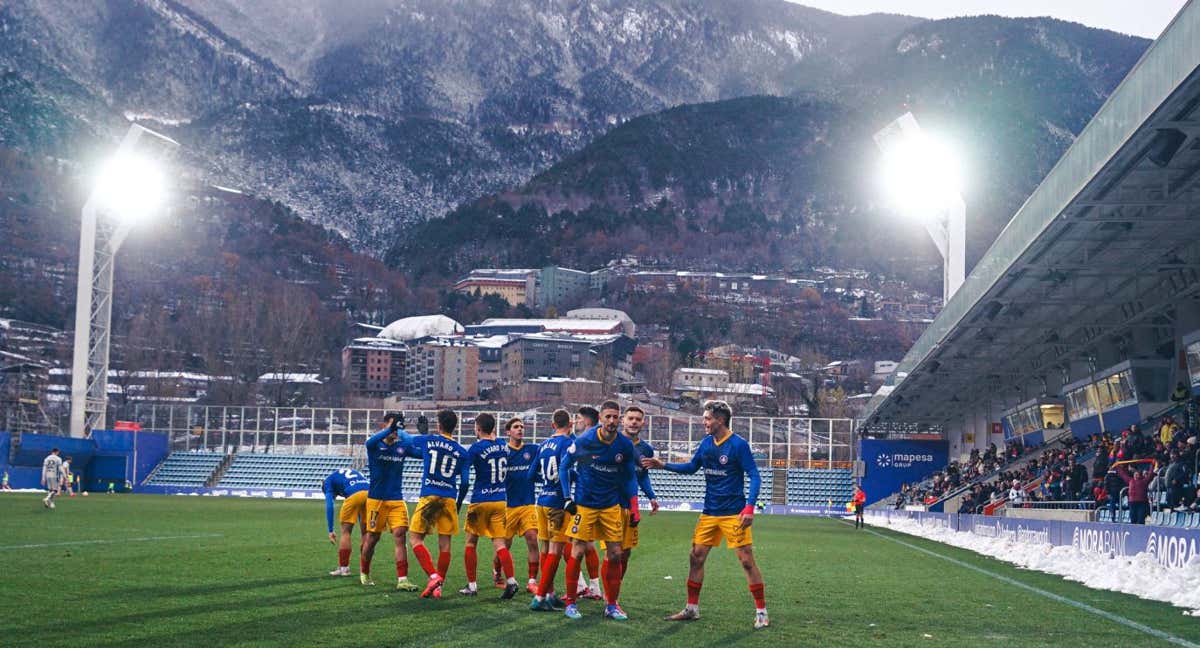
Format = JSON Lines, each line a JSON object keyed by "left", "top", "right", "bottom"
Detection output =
{"left": 874, "top": 112, "right": 966, "bottom": 305}
{"left": 70, "top": 124, "right": 179, "bottom": 438}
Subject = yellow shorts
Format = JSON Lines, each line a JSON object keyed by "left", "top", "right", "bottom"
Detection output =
{"left": 692, "top": 514, "right": 752, "bottom": 548}
{"left": 410, "top": 495, "right": 461, "bottom": 536}
{"left": 598, "top": 509, "right": 639, "bottom": 551}
{"left": 506, "top": 504, "right": 539, "bottom": 537}
{"left": 536, "top": 505, "right": 569, "bottom": 543}
{"left": 339, "top": 491, "right": 369, "bottom": 526}
{"left": 565, "top": 504, "right": 623, "bottom": 543}
{"left": 464, "top": 501, "right": 508, "bottom": 538}
{"left": 365, "top": 498, "right": 409, "bottom": 534}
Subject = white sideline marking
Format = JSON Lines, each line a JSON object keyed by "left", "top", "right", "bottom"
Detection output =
{"left": 0, "top": 533, "right": 223, "bottom": 550}
{"left": 852, "top": 521, "right": 1198, "bottom": 647}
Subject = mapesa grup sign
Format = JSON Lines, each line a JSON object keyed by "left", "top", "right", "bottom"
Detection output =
{"left": 861, "top": 438, "right": 949, "bottom": 506}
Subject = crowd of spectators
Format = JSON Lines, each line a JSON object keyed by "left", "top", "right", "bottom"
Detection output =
{"left": 893, "top": 441, "right": 1031, "bottom": 508}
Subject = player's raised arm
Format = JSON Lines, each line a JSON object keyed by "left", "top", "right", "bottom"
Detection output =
{"left": 365, "top": 427, "right": 391, "bottom": 450}
{"left": 663, "top": 444, "right": 704, "bottom": 474}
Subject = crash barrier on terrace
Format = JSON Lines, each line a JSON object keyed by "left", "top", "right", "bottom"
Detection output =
{"left": 866, "top": 508, "right": 1200, "bottom": 571}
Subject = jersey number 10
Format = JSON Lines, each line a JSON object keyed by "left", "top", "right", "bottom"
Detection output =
{"left": 427, "top": 449, "right": 459, "bottom": 479}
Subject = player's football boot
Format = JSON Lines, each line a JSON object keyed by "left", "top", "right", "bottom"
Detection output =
{"left": 582, "top": 583, "right": 603, "bottom": 600}
{"left": 421, "top": 574, "right": 444, "bottom": 598}
{"left": 604, "top": 604, "right": 628, "bottom": 621}
{"left": 329, "top": 567, "right": 350, "bottom": 576}
{"left": 49, "top": 501, "right": 55, "bottom": 509}
{"left": 360, "top": 573, "right": 375, "bottom": 586}
{"left": 458, "top": 585, "right": 478, "bottom": 596}
{"left": 563, "top": 603, "right": 583, "bottom": 620}
{"left": 396, "top": 578, "right": 419, "bottom": 592}
{"left": 501, "top": 582, "right": 520, "bottom": 600}
{"left": 529, "top": 597, "right": 553, "bottom": 611}
{"left": 43, "top": 497, "right": 50, "bottom": 508}
{"left": 547, "top": 593, "right": 565, "bottom": 610}
{"left": 754, "top": 610, "right": 770, "bottom": 629}
{"left": 526, "top": 578, "right": 538, "bottom": 594}
{"left": 493, "top": 570, "right": 505, "bottom": 588}
{"left": 666, "top": 607, "right": 700, "bottom": 621}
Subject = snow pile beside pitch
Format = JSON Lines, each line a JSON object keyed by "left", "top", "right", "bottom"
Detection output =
{"left": 870, "top": 516, "right": 1200, "bottom": 612}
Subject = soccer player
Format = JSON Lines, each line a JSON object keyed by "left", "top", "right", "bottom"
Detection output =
{"left": 643, "top": 400, "right": 768, "bottom": 629}
{"left": 501, "top": 417, "right": 541, "bottom": 593}
{"left": 852, "top": 484, "right": 867, "bottom": 529}
{"left": 41, "top": 447, "right": 63, "bottom": 509}
{"left": 1, "top": 470, "right": 11, "bottom": 490}
{"left": 571, "top": 407, "right": 604, "bottom": 600}
{"left": 529, "top": 408, "right": 574, "bottom": 611}
{"left": 323, "top": 467, "right": 370, "bottom": 576}
{"left": 460, "top": 413, "right": 520, "bottom": 599}
{"left": 403, "top": 409, "right": 470, "bottom": 599}
{"left": 361, "top": 412, "right": 418, "bottom": 590}
{"left": 61, "top": 456, "right": 74, "bottom": 497}
{"left": 608, "top": 405, "right": 659, "bottom": 578}
{"left": 559, "top": 400, "right": 640, "bottom": 621}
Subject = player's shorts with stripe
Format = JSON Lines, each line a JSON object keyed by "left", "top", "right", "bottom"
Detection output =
{"left": 410, "top": 495, "right": 460, "bottom": 535}
{"left": 536, "top": 505, "right": 569, "bottom": 543}
{"left": 365, "top": 498, "right": 409, "bottom": 534}
{"left": 464, "top": 501, "right": 507, "bottom": 538}
{"left": 505, "top": 504, "right": 538, "bottom": 537}
{"left": 692, "top": 513, "right": 752, "bottom": 548}
{"left": 339, "top": 491, "right": 369, "bottom": 526}
{"left": 565, "top": 504, "right": 623, "bottom": 543}
{"left": 598, "top": 509, "right": 639, "bottom": 551}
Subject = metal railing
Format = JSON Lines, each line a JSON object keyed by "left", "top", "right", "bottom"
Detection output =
{"left": 104, "top": 403, "right": 857, "bottom": 469}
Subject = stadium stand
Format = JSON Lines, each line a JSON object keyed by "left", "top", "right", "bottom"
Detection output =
{"left": 218, "top": 454, "right": 354, "bottom": 489}
{"left": 647, "top": 469, "right": 775, "bottom": 504}
{"left": 144, "top": 451, "right": 225, "bottom": 486}
{"left": 785, "top": 468, "right": 853, "bottom": 506}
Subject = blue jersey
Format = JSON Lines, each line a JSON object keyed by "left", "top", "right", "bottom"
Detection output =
{"left": 465, "top": 438, "right": 507, "bottom": 503}
{"left": 533, "top": 434, "right": 574, "bottom": 508}
{"left": 402, "top": 434, "right": 470, "bottom": 500}
{"left": 504, "top": 442, "right": 539, "bottom": 507}
{"left": 560, "top": 426, "right": 637, "bottom": 509}
{"left": 323, "top": 469, "right": 369, "bottom": 532}
{"left": 365, "top": 427, "right": 412, "bottom": 501}
{"left": 666, "top": 432, "right": 760, "bottom": 516}
{"left": 628, "top": 436, "right": 658, "bottom": 501}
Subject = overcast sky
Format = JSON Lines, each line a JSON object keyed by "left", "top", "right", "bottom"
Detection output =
{"left": 794, "top": 1, "right": 1189, "bottom": 39}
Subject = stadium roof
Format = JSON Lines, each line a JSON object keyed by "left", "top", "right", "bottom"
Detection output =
{"left": 865, "top": 2, "right": 1200, "bottom": 425}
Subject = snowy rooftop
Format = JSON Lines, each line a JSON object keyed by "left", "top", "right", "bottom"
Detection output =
{"left": 477, "top": 318, "right": 624, "bottom": 333}
{"left": 378, "top": 315, "right": 464, "bottom": 342}
{"left": 257, "top": 373, "right": 323, "bottom": 384}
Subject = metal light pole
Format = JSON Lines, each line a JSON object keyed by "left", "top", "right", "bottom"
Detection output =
{"left": 69, "top": 124, "right": 179, "bottom": 438}
{"left": 874, "top": 112, "right": 966, "bottom": 304}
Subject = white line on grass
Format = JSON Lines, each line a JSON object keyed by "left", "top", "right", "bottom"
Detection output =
{"left": 850, "top": 521, "right": 1198, "bottom": 648}
{"left": 0, "top": 533, "right": 223, "bottom": 550}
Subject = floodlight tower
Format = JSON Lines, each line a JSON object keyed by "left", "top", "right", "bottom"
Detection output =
{"left": 69, "top": 124, "right": 179, "bottom": 438}
{"left": 873, "top": 112, "right": 966, "bottom": 304}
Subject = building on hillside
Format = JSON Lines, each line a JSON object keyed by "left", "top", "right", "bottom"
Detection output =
{"left": 472, "top": 335, "right": 516, "bottom": 396}
{"left": 671, "top": 368, "right": 730, "bottom": 392}
{"left": 512, "top": 377, "right": 605, "bottom": 406}
{"left": 256, "top": 372, "right": 325, "bottom": 406}
{"left": 564, "top": 308, "right": 636, "bottom": 337}
{"left": 467, "top": 317, "right": 627, "bottom": 337}
{"left": 537, "top": 265, "right": 592, "bottom": 308}
{"left": 626, "top": 271, "right": 824, "bottom": 304}
{"left": 501, "top": 332, "right": 637, "bottom": 385}
{"left": 453, "top": 269, "right": 539, "bottom": 306}
{"left": 406, "top": 338, "right": 480, "bottom": 401}
{"left": 341, "top": 337, "right": 407, "bottom": 400}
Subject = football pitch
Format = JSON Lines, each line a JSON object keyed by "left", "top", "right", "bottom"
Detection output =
{"left": 2, "top": 496, "right": 1198, "bottom": 647}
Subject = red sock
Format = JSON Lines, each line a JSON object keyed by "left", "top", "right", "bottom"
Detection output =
{"left": 493, "top": 554, "right": 502, "bottom": 575}
{"left": 360, "top": 555, "right": 370, "bottom": 575}
{"left": 749, "top": 582, "right": 765, "bottom": 609}
{"left": 601, "top": 557, "right": 609, "bottom": 584}
{"left": 687, "top": 579, "right": 702, "bottom": 606}
{"left": 338, "top": 548, "right": 351, "bottom": 568}
{"left": 564, "top": 554, "right": 581, "bottom": 603}
{"left": 437, "top": 551, "right": 451, "bottom": 579}
{"left": 584, "top": 545, "right": 600, "bottom": 579}
{"left": 396, "top": 559, "right": 408, "bottom": 578}
{"left": 619, "top": 554, "right": 629, "bottom": 579}
{"left": 537, "top": 552, "right": 560, "bottom": 597}
{"left": 604, "top": 560, "right": 623, "bottom": 605}
{"left": 528, "top": 560, "right": 539, "bottom": 581}
{"left": 497, "top": 547, "right": 516, "bottom": 579}
{"left": 464, "top": 545, "right": 478, "bottom": 583}
{"left": 412, "top": 544, "right": 436, "bottom": 576}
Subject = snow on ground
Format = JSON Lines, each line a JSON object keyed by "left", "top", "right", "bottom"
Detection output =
{"left": 866, "top": 515, "right": 1200, "bottom": 614}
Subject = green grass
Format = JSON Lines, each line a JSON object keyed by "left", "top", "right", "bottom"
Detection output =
{"left": 1, "top": 494, "right": 1197, "bottom": 647}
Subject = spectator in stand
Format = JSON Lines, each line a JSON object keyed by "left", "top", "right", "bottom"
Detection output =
{"left": 1117, "top": 463, "right": 1153, "bottom": 525}
{"left": 1066, "top": 458, "right": 1088, "bottom": 501}
{"left": 1006, "top": 479, "right": 1024, "bottom": 508}
{"left": 1091, "top": 478, "right": 1108, "bottom": 510}
{"left": 1171, "top": 382, "right": 1191, "bottom": 409}
{"left": 1093, "top": 448, "right": 1110, "bottom": 481}
{"left": 1160, "top": 416, "right": 1180, "bottom": 446}
{"left": 1185, "top": 485, "right": 1200, "bottom": 513}
{"left": 1104, "top": 469, "right": 1125, "bottom": 521}
{"left": 1165, "top": 452, "right": 1191, "bottom": 510}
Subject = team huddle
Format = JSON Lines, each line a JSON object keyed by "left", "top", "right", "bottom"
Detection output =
{"left": 322, "top": 400, "right": 769, "bottom": 628}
